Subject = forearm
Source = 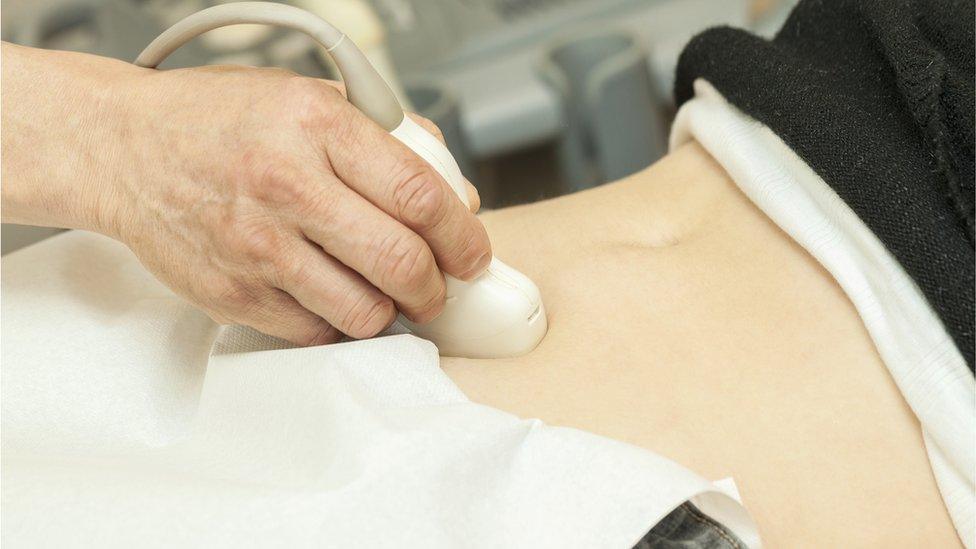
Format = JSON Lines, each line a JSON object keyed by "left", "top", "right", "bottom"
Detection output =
{"left": 1, "top": 42, "right": 140, "bottom": 236}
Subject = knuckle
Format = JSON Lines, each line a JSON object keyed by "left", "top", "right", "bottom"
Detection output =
{"left": 242, "top": 153, "right": 308, "bottom": 208}
{"left": 285, "top": 76, "right": 347, "bottom": 130}
{"left": 376, "top": 231, "right": 435, "bottom": 294}
{"left": 340, "top": 294, "right": 396, "bottom": 338}
{"left": 228, "top": 219, "right": 284, "bottom": 263}
{"left": 390, "top": 160, "right": 448, "bottom": 230}
{"left": 239, "top": 150, "right": 335, "bottom": 221}
{"left": 277, "top": 253, "right": 316, "bottom": 289}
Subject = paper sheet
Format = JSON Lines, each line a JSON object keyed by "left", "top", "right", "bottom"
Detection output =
{"left": 2, "top": 230, "right": 760, "bottom": 548}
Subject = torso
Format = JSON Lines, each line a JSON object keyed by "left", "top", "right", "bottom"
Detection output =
{"left": 441, "top": 143, "right": 960, "bottom": 547}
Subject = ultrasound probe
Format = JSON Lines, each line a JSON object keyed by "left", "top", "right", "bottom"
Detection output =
{"left": 135, "top": 2, "right": 547, "bottom": 358}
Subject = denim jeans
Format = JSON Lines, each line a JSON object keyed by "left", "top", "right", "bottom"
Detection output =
{"left": 632, "top": 502, "right": 745, "bottom": 548}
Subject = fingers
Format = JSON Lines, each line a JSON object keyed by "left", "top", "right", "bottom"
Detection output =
{"left": 210, "top": 284, "right": 343, "bottom": 347}
{"left": 273, "top": 239, "right": 398, "bottom": 338}
{"left": 318, "top": 103, "right": 491, "bottom": 281}
{"left": 298, "top": 181, "right": 447, "bottom": 323}
{"left": 465, "top": 179, "right": 481, "bottom": 213}
{"left": 206, "top": 236, "right": 402, "bottom": 344}
{"left": 405, "top": 113, "right": 480, "bottom": 213}
{"left": 406, "top": 113, "right": 444, "bottom": 143}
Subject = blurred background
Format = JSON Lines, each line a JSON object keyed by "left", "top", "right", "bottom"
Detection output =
{"left": 1, "top": 0, "right": 797, "bottom": 254}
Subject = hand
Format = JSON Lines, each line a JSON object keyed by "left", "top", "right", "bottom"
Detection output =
{"left": 1, "top": 44, "right": 491, "bottom": 345}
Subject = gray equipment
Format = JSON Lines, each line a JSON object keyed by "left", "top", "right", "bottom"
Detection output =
{"left": 369, "top": 0, "right": 749, "bottom": 164}
{"left": 540, "top": 32, "right": 664, "bottom": 190}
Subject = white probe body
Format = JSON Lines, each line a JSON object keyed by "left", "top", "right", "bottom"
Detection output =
{"left": 390, "top": 116, "right": 547, "bottom": 358}
{"left": 135, "top": 2, "right": 547, "bottom": 358}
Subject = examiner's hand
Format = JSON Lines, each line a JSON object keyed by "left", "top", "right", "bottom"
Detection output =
{"left": 1, "top": 44, "right": 490, "bottom": 345}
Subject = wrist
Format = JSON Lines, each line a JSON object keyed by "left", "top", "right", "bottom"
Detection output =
{"left": 1, "top": 43, "right": 143, "bottom": 239}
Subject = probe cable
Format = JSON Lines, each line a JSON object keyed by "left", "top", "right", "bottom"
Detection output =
{"left": 134, "top": 1, "right": 404, "bottom": 130}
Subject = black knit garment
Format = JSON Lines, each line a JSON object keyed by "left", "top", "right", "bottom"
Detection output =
{"left": 675, "top": 0, "right": 975, "bottom": 370}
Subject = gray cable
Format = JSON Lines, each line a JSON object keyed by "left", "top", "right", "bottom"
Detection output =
{"left": 134, "top": 1, "right": 404, "bottom": 130}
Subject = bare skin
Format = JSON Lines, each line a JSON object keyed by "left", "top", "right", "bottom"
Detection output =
{"left": 442, "top": 143, "right": 961, "bottom": 547}
{"left": 1, "top": 43, "right": 489, "bottom": 346}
